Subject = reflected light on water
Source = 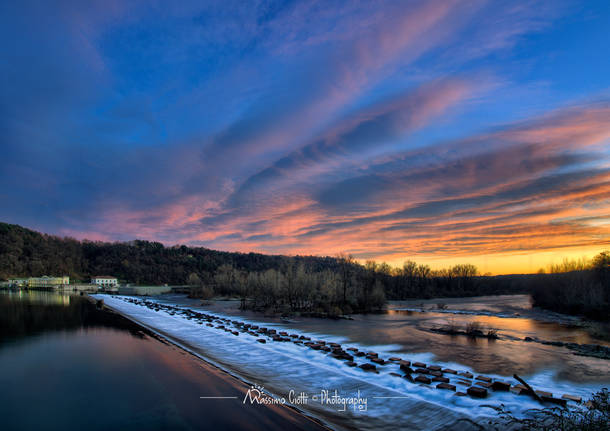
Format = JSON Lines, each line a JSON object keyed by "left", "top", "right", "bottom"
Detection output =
{"left": 7, "top": 289, "right": 71, "bottom": 306}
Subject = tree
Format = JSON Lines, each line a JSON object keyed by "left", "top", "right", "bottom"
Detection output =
{"left": 187, "top": 272, "right": 201, "bottom": 286}
{"left": 336, "top": 252, "right": 355, "bottom": 306}
{"left": 451, "top": 264, "right": 478, "bottom": 278}
{"left": 363, "top": 260, "right": 377, "bottom": 305}
{"left": 592, "top": 250, "right": 610, "bottom": 285}
{"left": 401, "top": 260, "right": 418, "bottom": 295}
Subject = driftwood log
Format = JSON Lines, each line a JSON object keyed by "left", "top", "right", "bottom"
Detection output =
{"left": 513, "top": 374, "right": 542, "bottom": 402}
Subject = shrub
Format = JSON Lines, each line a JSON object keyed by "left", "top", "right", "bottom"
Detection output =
{"left": 487, "top": 328, "right": 498, "bottom": 339}
{"left": 441, "top": 319, "right": 460, "bottom": 334}
{"left": 490, "top": 388, "right": 609, "bottom": 431}
{"left": 465, "top": 321, "right": 483, "bottom": 336}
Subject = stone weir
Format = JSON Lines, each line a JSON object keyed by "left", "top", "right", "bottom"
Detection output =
{"left": 114, "top": 296, "right": 585, "bottom": 408}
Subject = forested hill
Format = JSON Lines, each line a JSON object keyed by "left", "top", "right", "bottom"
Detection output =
{"left": 3, "top": 222, "right": 608, "bottom": 319}
{"left": 0, "top": 222, "right": 340, "bottom": 283}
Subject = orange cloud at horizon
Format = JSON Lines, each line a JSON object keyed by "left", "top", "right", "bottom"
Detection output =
{"left": 57, "top": 100, "right": 610, "bottom": 276}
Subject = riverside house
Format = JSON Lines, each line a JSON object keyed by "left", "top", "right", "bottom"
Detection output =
{"left": 91, "top": 276, "right": 119, "bottom": 288}
{"left": 9, "top": 276, "right": 70, "bottom": 288}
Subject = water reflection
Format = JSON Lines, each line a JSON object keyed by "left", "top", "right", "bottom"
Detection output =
{"left": 4, "top": 289, "right": 71, "bottom": 306}
{"left": 389, "top": 308, "right": 603, "bottom": 346}
{"left": 0, "top": 291, "right": 325, "bottom": 431}
{"left": 0, "top": 290, "right": 144, "bottom": 344}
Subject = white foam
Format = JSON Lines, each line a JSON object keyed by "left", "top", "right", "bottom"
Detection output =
{"left": 94, "top": 295, "right": 607, "bottom": 431}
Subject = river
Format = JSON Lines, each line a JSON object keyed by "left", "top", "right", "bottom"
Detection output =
{"left": 155, "top": 293, "right": 610, "bottom": 382}
{"left": 87, "top": 293, "right": 609, "bottom": 430}
{"left": 0, "top": 290, "right": 327, "bottom": 431}
{"left": 3, "top": 290, "right": 608, "bottom": 430}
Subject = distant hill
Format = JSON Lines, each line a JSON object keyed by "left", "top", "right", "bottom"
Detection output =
{"left": 2, "top": 222, "right": 607, "bottom": 319}
{"left": 0, "top": 222, "right": 340, "bottom": 284}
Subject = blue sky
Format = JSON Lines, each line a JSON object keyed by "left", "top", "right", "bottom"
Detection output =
{"left": 1, "top": 0, "right": 609, "bottom": 273}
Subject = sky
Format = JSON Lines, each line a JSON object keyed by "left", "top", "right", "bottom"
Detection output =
{"left": 1, "top": 0, "right": 609, "bottom": 274}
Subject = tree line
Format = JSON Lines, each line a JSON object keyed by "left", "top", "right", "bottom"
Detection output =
{"left": 1, "top": 222, "right": 608, "bottom": 318}
{"left": 529, "top": 252, "right": 610, "bottom": 320}
{"left": 187, "top": 257, "right": 514, "bottom": 315}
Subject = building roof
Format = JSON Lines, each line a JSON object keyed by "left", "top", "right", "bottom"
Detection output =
{"left": 93, "top": 275, "right": 117, "bottom": 279}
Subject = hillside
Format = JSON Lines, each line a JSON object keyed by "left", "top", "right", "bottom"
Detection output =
{"left": 2, "top": 222, "right": 608, "bottom": 319}
{"left": 0, "top": 222, "right": 340, "bottom": 284}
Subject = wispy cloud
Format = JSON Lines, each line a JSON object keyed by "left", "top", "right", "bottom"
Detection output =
{"left": 193, "top": 101, "right": 610, "bottom": 264}
{"left": 1, "top": 0, "right": 608, "bottom": 273}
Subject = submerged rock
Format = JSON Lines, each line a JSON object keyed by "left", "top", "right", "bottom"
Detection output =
{"left": 467, "top": 386, "right": 487, "bottom": 398}
{"left": 359, "top": 363, "right": 376, "bottom": 371}
{"left": 491, "top": 381, "right": 511, "bottom": 391}
{"left": 436, "top": 383, "right": 456, "bottom": 391}
{"left": 400, "top": 365, "right": 414, "bottom": 374}
{"left": 432, "top": 376, "right": 450, "bottom": 383}
{"left": 511, "top": 384, "right": 534, "bottom": 396}
{"left": 414, "top": 375, "right": 432, "bottom": 384}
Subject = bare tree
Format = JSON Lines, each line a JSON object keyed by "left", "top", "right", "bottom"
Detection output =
{"left": 336, "top": 252, "right": 355, "bottom": 306}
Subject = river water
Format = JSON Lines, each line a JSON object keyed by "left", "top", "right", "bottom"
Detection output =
{"left": 6, "top": 290, "right": 607, "bottom": 430}
{"left": 159, "top": 294, "right": 610, "bottom": 383}
{"left": 92, "top": 293, "right": 610, "bottom": 431}
{"left": 0, "top": 290, "right": 326, "bottom": 431}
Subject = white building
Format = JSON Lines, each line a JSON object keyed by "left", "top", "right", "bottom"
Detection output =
{"left": 91, "top": 276, "right": 118, "bottom": 288}
{"left": 9, "top": 276, "right": 69, "bottom": 288}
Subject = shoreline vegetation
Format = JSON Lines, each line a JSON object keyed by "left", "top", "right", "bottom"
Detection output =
{"left": 427, "top": 319, "right": 610, "bottom": 360}
{"left": 1, "top": 222, "right": 608, "bottom": 320}
{"left": 530, "top": 253, "right": 610, "bottom": 321}
{"left": 431, "top": 320, "right": 500, "bottom": 340}
{"left": 491, "top": 388, "right": 609, "bottom": 431}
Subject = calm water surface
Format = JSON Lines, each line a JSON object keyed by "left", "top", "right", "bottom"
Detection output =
{"left": 0, "top": 290, "right": 326, "bottom": 431}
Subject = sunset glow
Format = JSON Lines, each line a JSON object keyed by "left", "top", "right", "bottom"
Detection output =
{"left": 2, "top": 1, "right": 609, "bottom": 274}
